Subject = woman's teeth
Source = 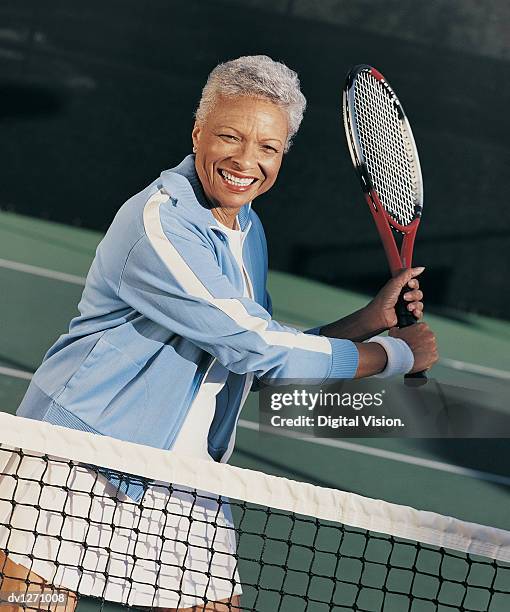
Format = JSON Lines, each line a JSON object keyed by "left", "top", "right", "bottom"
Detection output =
{"left": 220, "top": 170, "right": 255, "bottom": 186}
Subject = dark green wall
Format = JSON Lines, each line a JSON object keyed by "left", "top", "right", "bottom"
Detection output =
{"left": 1, "top": 1, "right": 509, "bottom": 317}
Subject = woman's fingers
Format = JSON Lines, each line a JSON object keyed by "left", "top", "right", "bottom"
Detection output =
{"left": 404, "top": 289, "right": 423, "bottom": 302}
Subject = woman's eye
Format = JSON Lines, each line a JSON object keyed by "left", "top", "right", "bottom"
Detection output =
{"left": 263, "top": 145, "right": 278, "bottom": 153}
{"left": 220, "top": 134, "right": 238, "bottom": 142}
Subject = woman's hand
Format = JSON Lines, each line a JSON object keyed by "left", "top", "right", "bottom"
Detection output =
{"left": 319, "top": 266, "right": 425, "bottom": 343}
{"left": 364, "top": 267, "right": 425, "bottom": 333}
{"left": 354, "top": 321, "right": 438, "bottom": 378}
{"left": 389, "top": 323, "right": 439, "bottom": 373}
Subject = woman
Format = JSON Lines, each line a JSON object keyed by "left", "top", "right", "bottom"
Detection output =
{"left": 0, "top": 55, "right": 437, "bottom": 611}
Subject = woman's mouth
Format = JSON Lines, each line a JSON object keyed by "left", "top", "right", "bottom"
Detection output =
{"left": 218, "top": 169, "right": 258, "bottom": 193}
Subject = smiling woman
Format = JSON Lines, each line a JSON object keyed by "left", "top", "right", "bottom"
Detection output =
{"left": 191, "top": 55, "right": 305, "bottom": 228}
{"left": 192, "top": 96, "right": 288, "bottom": 226}
{"left": 1, "top": 55, "right": 437, "bottom": 611}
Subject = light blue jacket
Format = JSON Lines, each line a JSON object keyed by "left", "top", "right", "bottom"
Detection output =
{"left": 18, "top": 156, "right": 358, "bottom": 496}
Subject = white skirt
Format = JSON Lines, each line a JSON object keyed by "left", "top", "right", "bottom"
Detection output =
{"left": 0, "top": 448, "right": 241, "bottom": 609}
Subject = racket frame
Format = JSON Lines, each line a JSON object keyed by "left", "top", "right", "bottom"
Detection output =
{"left": 343, "top": 64, "right": 423, "bottom": 277}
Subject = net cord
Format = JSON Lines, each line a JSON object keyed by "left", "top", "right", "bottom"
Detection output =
{"left": 1, "top": 413, "right": 509, "bottom": 563}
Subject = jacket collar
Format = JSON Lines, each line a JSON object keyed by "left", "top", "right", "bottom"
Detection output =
{"left": 160, "top": 155, "right": 252, "bottom": 232}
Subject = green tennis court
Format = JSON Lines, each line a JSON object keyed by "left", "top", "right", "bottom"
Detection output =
{"left": 1, "top": 208, "right": 509, "bottom": 536}
{"left": 1, "top": 209, "right": 510, "bottom": 612}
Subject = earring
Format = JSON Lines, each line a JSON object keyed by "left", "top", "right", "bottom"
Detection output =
{"left": 193, "top": 146, "right": 197, "bottom": 153}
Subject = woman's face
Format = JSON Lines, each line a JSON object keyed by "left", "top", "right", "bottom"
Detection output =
{"left": 192, "top": 96, "right": 288, "bottom": 211}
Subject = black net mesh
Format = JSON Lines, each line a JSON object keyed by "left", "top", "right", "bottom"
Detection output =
{"left": 1, "top": 441, "right": 509, "bottom": 611}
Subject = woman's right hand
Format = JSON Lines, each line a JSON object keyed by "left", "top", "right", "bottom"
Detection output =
{"left": 389, "top": 323, "right": 438, "bottom": 373}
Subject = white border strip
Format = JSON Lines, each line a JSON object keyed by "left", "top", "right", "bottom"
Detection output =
{"left": 142, "top": 191, "right": 331, "bottom": 354}
{"left": 0, "top": 258, "right": 86, "bottom": 286}
{"left": 1, "top": 413, "right": 509, "bottom": 562}
{"left": 440, "top": 357, "right": 510, "bottom": 381}
{"left": 0, "top": 366, "right": 33, "bottom": 381}
{"left": 239, "top": 420, "right": 510, "bottom": 488}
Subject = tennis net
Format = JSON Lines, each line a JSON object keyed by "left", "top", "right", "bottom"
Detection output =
{"left": 0, "top": 412, "right": 509, "bottom": 612}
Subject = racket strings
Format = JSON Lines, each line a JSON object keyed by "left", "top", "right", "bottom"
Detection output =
{"left": 353, "top": 71, "right": 420, "bottom": 226}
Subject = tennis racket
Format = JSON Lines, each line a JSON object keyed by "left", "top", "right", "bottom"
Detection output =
{"left": 342, "top": 64, "right": 426, "bottom": 382}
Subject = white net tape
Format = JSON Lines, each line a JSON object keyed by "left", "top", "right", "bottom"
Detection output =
{"left": 1, "top": 413, "right": 510, "bottom": 562}
{"left": 353, "top": 71, "right": 421, "bottom": 227}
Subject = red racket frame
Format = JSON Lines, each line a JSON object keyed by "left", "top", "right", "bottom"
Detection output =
{"left": 365, "top": 188, "right": 420, "bottom": 277}
{"left": 343, "top": 65, "right": 423, "bottom": 277}
{"left": 343, "top": 64, "right": 427, "bottom": 382}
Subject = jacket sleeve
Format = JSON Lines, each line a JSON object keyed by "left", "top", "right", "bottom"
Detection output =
{"left": 118, "top": 200, "right": 358, "bottom": 383}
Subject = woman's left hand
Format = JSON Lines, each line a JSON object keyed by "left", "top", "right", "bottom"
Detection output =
{"left": 364, "top": 267, "right": 425, "bottom": 332}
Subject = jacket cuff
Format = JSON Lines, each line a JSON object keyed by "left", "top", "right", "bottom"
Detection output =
{"left": 328, "top": 338, "right": 359, "bottom": 379}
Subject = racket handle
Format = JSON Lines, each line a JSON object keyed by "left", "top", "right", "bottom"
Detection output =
{"left": 395, "top": 290, "right": 416, "bottom": 328}
{"left": 396, "top": 288, "right": 428, "bottom": 385}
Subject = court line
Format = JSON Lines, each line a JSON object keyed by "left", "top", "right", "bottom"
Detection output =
{"left": 238, "top": 419, "right": 510, "bottom": 488}
{"left": 1, "top": 257, "right": 510, "bottom": 380}
{"left": 0, "top": 366, "right": 33, "bottom": 381}
{"left": 440, "top": 357, "right": 510, "bottom": 381}
{"left": 1, "top": 361, "right": 509, "bottom": 487}
{"left": 0, "top": 258, "right": 87, "bottom": 285}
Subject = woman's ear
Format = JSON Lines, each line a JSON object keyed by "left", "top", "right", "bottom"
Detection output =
{"left": 191, "top": 123, "right": 201, "bottom": 152}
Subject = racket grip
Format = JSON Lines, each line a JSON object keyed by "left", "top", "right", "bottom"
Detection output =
{"left": 395, "top": 290, "right": 416, "bottom": 328}
{"left": 396, "top": 288, "right": 428, "bottom": 385}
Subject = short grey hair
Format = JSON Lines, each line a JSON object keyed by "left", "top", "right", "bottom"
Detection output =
{"left": 195, "top": 55, "right": 307, "bottom": 152}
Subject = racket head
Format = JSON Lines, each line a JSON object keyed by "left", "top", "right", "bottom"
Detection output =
{"left": 343, "top": 64, "right": 423, "bottom": 232}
